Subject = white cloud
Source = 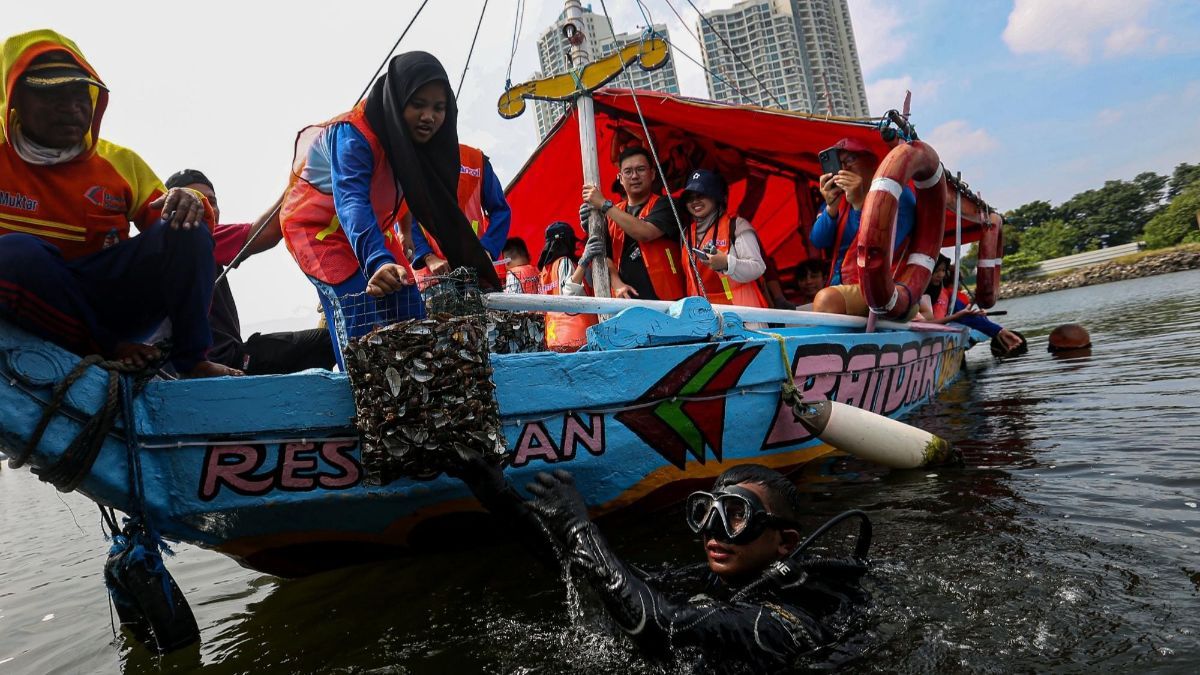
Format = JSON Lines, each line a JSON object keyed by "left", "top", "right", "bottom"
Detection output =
{"left": 1103, "top": 24, "right": 1153, "bottom": 56}
{"left": 1094, "top": 108, "right": 1124, "bottom": 127}
{"left": 924, "top": 120, "right": 1000, "bottom": 169}
{"left": 847, "top": 0, "right": 908, "bottom": 75}
{"left": 865, "top": 75, "right": 941, "bottom": 116}
{"left": 1002, "top": 0, "right": 1159, "bottom": 64}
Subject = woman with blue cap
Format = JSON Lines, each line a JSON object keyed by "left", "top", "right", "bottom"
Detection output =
{"left": 682, "top": 169, "right": 768, "bottom": 309}
{"left": 536, "top": 221, "right": 597, "bottom": 351}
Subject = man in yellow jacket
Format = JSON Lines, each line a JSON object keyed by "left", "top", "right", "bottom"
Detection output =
{"left": 0, "top": 29, "right": 237, "bottom": 377}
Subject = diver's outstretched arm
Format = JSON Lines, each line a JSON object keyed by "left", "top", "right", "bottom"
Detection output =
{"left": 527, "top": 471, "right": 826, "bottom": 670}
{"left": 451, "top": 458, "right": 562, "bottom": 568}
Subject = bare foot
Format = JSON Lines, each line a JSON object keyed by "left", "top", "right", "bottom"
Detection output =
{"left": 184, "top": 360, "right": 244, "bottom": 378}
{"left": 111, "top": 342, "right": 162, "bottom": 369}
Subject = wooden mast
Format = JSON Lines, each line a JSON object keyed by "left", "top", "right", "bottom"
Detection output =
{"left": 563, "top": 0, "right": 611, "bottom": 299}
{"left": 496, "top": 2, "right": 669, "bottom": 306}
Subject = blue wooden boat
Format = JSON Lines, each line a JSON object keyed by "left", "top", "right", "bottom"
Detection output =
{"left": 0, "top": 296, "right": 971, "bottom": 577}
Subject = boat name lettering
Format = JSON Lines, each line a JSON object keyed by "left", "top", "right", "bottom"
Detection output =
{"left": 199, "top": 441, "right": 361, "bottom": 501}
{"left": 511, "top": 413, "right": 605, "bottom": 467}
{"left": 763, "top": 337, "right": 954, "bottom": 449}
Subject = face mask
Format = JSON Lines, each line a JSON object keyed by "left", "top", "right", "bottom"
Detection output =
{"left": 685, "top": 486, "right": 795, "bottom": 544}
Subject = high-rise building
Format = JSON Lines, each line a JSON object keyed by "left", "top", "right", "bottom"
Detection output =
{"left": 533, "top": 9, "right": 681, "bottom": 139}
{"left": 698, "top": 0, "right": 869, "bottom": 117}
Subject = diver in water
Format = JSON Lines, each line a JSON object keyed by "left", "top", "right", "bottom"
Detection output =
{"left": 455, "top": 462, "right": 871, "bottom": 672}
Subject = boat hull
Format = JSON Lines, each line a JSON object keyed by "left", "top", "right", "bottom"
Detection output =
{"left": 0, "top": 318, "right": 968, "bottom": 577}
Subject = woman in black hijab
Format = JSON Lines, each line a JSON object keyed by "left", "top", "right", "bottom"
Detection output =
{"left": 280, "top": 51, "right": 499, "bottom": 370}
{"left": 364, "top": 51, "right": 500, "bottom": 290}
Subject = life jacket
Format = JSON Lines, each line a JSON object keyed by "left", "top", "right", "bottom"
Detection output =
{"left": 933, "top": 287, "right": 972, "bottom": 321}
{"left": 685, "top": 213, "right": 767, "bottom": 308}
{"left": 539, "top": 257, "right": 597, "bottom": 352}
{"left": 506, "top": 263, "right": 540, "bottom": 294}
{"left": 405, "top": 144, "right": 489, "bottom": 283}
{"left": 932, "top": 285, "right": 954, "bottom": 320}
{"left": 607, "top": 193, "right": 685, "bottom": 301}
{"left": 280, "top": 101, "right": 410, "bottom": 286}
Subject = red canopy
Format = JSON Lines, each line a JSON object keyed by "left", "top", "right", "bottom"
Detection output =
{"left": 504, "top": 89, "right": 993, "bottom": 271}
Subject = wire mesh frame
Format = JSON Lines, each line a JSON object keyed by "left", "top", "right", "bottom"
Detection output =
{"left": 323, "top": 270, "right": 488, "bottom": 360}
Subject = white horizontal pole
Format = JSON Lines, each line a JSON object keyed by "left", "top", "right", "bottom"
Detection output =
{"left": 483, "top": 293, "right": 953, "bottom": 333}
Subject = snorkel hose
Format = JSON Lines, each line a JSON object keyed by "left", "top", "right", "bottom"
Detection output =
{"left": 733, "top": 509, "right": 872, "bottom": 602}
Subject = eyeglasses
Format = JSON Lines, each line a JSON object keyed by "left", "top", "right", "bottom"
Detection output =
{"left": 685, "top": 487, "right": 796, "bottom": 544}
{"left": 620, "top": 165, "right": 651, "bottom": 177}
{"left": 838, "top": 152, "right": 859, "bottom": 168}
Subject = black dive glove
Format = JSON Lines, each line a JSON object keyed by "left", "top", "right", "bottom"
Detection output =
{"left": 526, "top": 471, "right": 656, "bottom": 631}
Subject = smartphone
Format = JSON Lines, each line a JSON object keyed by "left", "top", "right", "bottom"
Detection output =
{"left": 818, "top": 146, "right": 841, "bottom": 176}
{"left": 690, "top": 247, "right": 711, "bottom": 261}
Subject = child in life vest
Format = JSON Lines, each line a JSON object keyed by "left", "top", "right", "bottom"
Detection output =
{"left": 537, "top": 221, "right": 597, "bottom": 352}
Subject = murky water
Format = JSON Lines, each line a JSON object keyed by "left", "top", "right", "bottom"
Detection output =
{"left": 2, "top": 270, "right": 1198, "bottom": 673}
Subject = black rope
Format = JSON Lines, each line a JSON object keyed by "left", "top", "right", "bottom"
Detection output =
{"left": 456, "top": 0, "right": 490, "bottom": 99}
{"left": 13, "top": 353, "right": 160, "bottom": 493}
{"left": 356, "top": 0, "right": 432, "bottom": 105}
{"left": 683, "top": 0, "right": 786, "bottom": 109}
{"left": 505, "top": 0, "right": 526, "bottom": 88}
{"left": 657, "top": 0, "right": 755, "bottom": 106}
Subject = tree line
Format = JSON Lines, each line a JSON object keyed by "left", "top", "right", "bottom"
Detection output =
{"left": 1001, "top": 162, "right": 1200, "bottom": 276}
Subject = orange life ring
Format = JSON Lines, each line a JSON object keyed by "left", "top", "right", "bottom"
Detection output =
{"left": 856, "top": 141, "right": 947, "bottom": 319}
{"left": 974, "top": 211, "right": 1003, "bottom": 309}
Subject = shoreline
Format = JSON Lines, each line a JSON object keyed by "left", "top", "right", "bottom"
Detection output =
{"left": 998, "top": 245, "right": 1200, "bottom": 299}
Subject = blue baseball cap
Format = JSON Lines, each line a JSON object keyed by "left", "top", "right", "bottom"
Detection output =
{"left": 682, "top": 169, "right": 727, "bottom": 201}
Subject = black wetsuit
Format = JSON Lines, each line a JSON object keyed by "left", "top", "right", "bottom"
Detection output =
{"left": 460, "top": 468, "right": 868, "bottom": 672}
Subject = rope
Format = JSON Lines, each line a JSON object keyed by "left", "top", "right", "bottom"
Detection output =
{"left": 356, "top": 0, "right": 432, "bottom": 105}
{"left": 596, "top": 0, "right": 707, "bottom": 298}
{"left": 504, "top": 0, "right": 526, "bottom": 89}
{"left": 658, "top": 0, "right": 755, "bottom": 106}
{"left": 222, "top": 0, "right": 432, "bottom": 285}
{"left": 12, "top": 354, "right": 160, "bottom": 493}
{"left": 683, "top": 0, "right": 786, "bottom": 109}
{"left": 456, "top": 0, "right": 490, "bottom": 99}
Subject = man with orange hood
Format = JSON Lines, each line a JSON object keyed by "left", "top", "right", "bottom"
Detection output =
{"left": 0, "top": 29, "right": 235, "bottom": 377}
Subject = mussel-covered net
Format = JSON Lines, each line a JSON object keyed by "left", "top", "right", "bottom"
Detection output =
{"left": 345, "top": 316, "right": 505, "bottom": 484}
{"left": 343, "top": 268, "right": 545, "bottom": 483}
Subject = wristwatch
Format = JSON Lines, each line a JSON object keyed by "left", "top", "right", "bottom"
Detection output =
{"left": 599, "top": 199, "right": 614, "bottom": 215}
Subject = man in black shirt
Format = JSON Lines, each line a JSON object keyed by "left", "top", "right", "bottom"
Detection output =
{"left": 581, "top": 147, "right": 686, "bottom": 301}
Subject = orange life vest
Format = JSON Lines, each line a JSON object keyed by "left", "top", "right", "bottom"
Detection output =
{"left": 539, "top": 257, "right": 597, "bottom": 352}
{"left": 506, "top": 263, "right": 540, "bottom": 294}
{"left": 280, "top": 101, "right": 410, "bottom": 286}
{"left": 405, "top": 144, "right": 488, "bottom": 284}
{"left": 685, "top": 213, "right": 767, "bottom": 308}
{"left": 932, "top": 285, "right": 954, "bottom": 320}
{"left": 607, "top": 193, "right": 685, "bottom": 301}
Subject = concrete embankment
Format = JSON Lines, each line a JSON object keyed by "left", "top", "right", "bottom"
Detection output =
{"left": 999, "top": 245, "right": 1200, "bottom": 299}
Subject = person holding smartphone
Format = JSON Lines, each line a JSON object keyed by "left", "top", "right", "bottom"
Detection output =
{"left": 681, "top": 169, "right": 768, "bottom": 311}
{"left": 809, "top": 138, "right": 916, "bottom": 317}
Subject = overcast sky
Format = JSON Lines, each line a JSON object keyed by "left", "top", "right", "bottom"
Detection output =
{"left": 10, "top": 0, "right": 1198, "bottom": 333}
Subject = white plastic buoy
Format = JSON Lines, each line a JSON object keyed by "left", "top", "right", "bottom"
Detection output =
{"left": 790, "top": 399, "right": 957, "bottom": 469}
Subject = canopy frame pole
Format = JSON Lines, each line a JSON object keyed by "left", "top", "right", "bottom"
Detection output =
{"left": 952, "top": 171, "right": 962, "bottom": 310}
{"left": 563, "top": 0, "right": 613, "bottom": 304}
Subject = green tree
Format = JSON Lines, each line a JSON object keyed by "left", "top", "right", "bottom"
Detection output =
{"left": 1001, "top": 249, "right": 1039, "bottom": 279}
{"left": 1018, "top": 218, "right": 1076, "bottom": 259}
{"left": 1142, "top": 182, "right": 1200, "bottom": 248}
{"left": 1056, "top": 172, "right": 1165, "bottom": 249}
{"left": 1004, "top": 200, "right": 1055, "bottom": 233}
{"left": 1167, "top": 163, "right": 1200, "bottom": 200}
